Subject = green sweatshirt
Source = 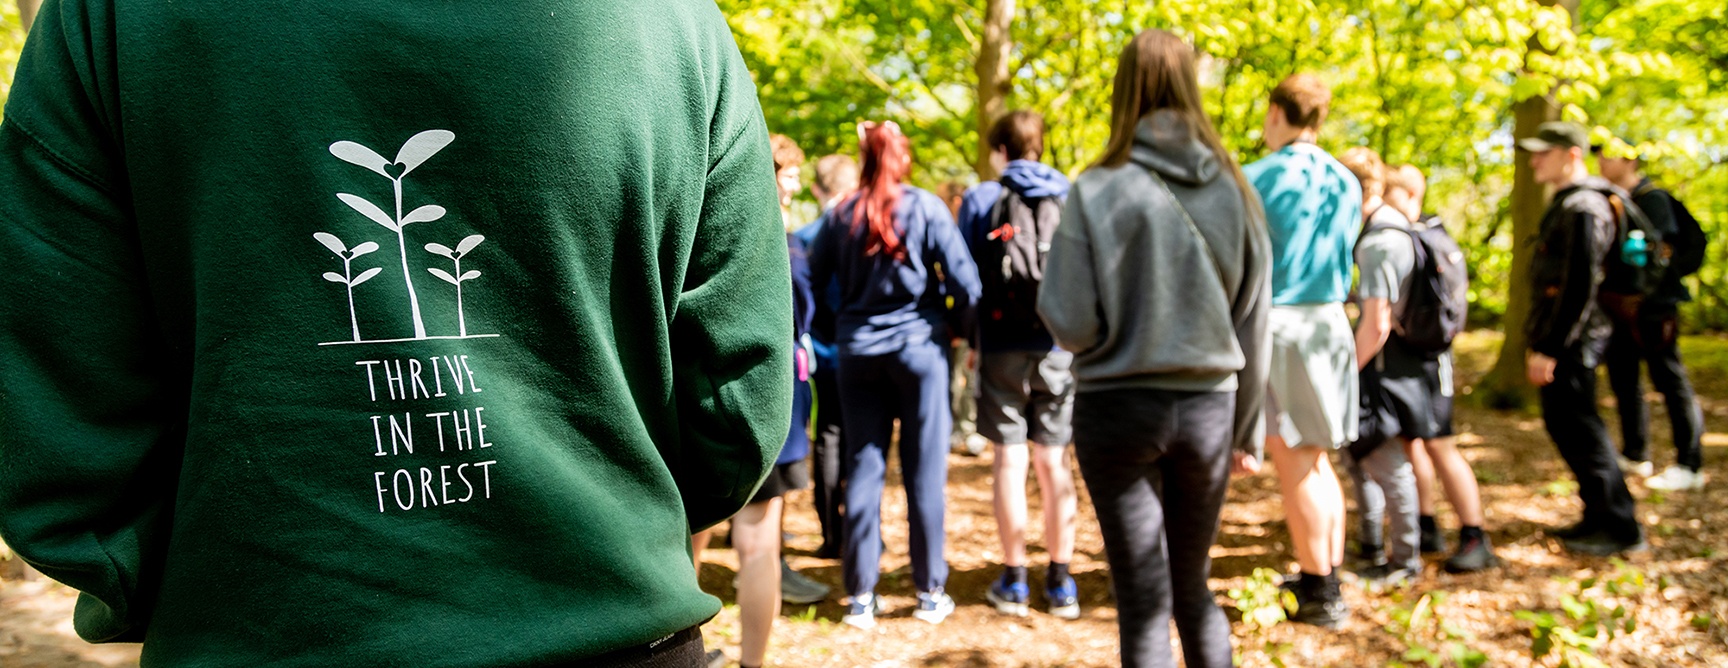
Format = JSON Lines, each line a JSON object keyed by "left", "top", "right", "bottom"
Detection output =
{"left": 0, "top": 1, "right": 791, "bottom": 665}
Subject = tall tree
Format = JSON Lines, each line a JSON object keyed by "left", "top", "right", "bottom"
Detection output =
{"left": 15, "top": 0, "right": 35, "bottom": 32}
{"left": 974, "top": 0, "right": 1015, "bottom": 180}
{"left": 1484, "top": 0, "right": 1584, "bottom": 408}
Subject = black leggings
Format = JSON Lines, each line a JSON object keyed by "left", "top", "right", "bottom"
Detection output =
{"left": 1074, "top": 388, "right": 1234, "bottom": 668}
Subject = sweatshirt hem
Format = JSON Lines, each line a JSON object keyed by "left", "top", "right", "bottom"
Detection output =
{"left": 1075, "top": 371, "right": 1238, "bottom": 394}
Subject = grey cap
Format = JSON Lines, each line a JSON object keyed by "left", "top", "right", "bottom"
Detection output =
{"left": 1517, "top": 121, "right": 1589, "bottom": 153}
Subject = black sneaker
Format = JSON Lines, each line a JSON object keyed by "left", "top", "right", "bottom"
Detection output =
{"left": 1562, "top": 531, "right": 1648, "bottom": 557}
{"left": 1356, "top": 541, "right": 1384, "bottom": 564}
{"left": 1546, "top": 521, "right": 1595, "bottom": 540}
{"left": 1419, "top": 523, "right": 1447, "bottom": 555}
{"left": 1444, "top": 535, "right": 1500, "bottom": 573}
{"left": 1287, "top": 576, "right": 1348, "bottom": 629}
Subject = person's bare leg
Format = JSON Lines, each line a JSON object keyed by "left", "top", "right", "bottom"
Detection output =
{"left": 733, "top": 497, "right": 784, "bottom": 668}
{"left": 993, "top": 441, "right": 1030, "bottom": 567}
{"left": 1267, "top": 436, "right": 1337, "bottom": 575}
{"left": 1423, "top": 436, "right": 1484, "bottom": 526}
{"left": 1318, "top": 451, "right": 1346, "bottom": 569}
{"left": 691, "top": 529, "right": 712, "bottom": 572}
{"left": 1407, "top": 438, "right": 1438, "bottom": 517}
{"left": 1030, "top": 442, "right": 1078, "bottom": 564}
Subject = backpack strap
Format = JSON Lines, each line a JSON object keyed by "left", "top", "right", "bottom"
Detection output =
{"left": 985, "top": 184, "right": 1016, "bottom": 241}
{"left": 1143, "top": 168, "right": 1228, "bottom": 299}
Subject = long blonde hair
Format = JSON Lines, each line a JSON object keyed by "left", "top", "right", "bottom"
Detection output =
{"left": 1092, "top": 29, "right": 1259, "bottom": 220}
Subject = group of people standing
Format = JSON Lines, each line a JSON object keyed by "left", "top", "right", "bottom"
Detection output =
{"left": 709, "top": 26, "right": 1711, "bottom": 668}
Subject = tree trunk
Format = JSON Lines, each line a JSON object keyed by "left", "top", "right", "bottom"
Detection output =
{"left": 1481, "top": 0, "right": 1580, "bottom": 409}
{"left": 974, "top": 0, "right": 1014, "bottom": 180}
{"left": 17, "top": 0, "right": 40, "bottom": 32}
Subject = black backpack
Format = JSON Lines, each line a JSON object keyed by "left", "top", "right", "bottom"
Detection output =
{"left": 979, "top": 184, "right": 1062, "bottom": 332}
{"left": 1362, "top": 214, "right": 1470, "bottom": 353}
{"left": 1587, "top": 183, "right": 1669, "bottom": 319}
{"left": 1633, "top": 181, "right": 1707, "bottom": 279}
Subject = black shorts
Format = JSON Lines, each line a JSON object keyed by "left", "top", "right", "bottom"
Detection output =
{"left": 1368, "top": 337, "right": 1455, "bottom": 440}
{"left": 749, "top": 460, "right": 810, "bottom": 505}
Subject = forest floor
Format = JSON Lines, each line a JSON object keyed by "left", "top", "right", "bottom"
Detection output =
{"left": 4, "top": 331, "right": 1727, "bottom": 668}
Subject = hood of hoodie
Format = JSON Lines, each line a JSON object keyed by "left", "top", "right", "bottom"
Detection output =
{"left": 1129, "top": 110, "right": 1219, "bottom": 187}
{"left": 1000, "top": 159, "right": 1071, "bottom": 199}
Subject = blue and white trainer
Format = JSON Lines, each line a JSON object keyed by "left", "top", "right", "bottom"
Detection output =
{"left": 1045, "top": 575, "right": 1080, "bottom": 620}
{"left": 841, "top": 593, "right": 880, "bottom": 630}
{"left": 985, "top": 576, "right": 1030, "bottom": 617}
{"left": 912, "top": 589, "right": 956, "bottom": 624}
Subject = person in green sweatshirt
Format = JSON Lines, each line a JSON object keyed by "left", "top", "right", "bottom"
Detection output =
{"left": 0, "top": 2, "right": 792, "bottom": 667}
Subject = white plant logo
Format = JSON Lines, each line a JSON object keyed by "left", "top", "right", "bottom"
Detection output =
{"left": 316, "top": 130, "right": 498, "bottom": 346}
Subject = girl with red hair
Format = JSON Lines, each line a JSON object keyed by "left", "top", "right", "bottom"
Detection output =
{"left": 807, "top": 121, "right": 982, "bottom": 629}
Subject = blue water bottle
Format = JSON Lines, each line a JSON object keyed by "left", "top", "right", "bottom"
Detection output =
{"left": 1622, "top": 230, "right": 1648, "bottom": 267}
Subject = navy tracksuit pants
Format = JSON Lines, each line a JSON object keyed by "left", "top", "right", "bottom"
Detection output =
{"left": 837, "top": 338, "right": 951, "bottom": 597}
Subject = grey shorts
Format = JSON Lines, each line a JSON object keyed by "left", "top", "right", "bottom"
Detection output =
{"left": 976, "top": 349, "right": 1076, "bottom": 446}
{"left": 1267, "top": 303, "right": 1360, "bottom": 449}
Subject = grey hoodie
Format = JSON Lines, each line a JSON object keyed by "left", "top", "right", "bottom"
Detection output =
{"left": 1037, "top": 110, "right": 1272, "bottom": 457}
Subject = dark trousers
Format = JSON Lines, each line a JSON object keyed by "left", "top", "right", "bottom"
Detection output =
{"left": 1604, "top": 307, "right": 1704, "bottom": 470}
{"left": 1073, "top": 388, "right": 1234, "bottom": 668}
{"left": 1540, "top": 359, "right": 1640, "bottom": 541}
{"left": 810, "top": 364, "right": 847, "bottom": 555}
{"left": 837, "top": 340, "right": 951, "bottom": 596}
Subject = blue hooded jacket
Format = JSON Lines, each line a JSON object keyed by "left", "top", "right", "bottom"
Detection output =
{"left": 807, "top": 186, "right": 981, "bottom": 357}
{"left": 956, "top": 159, "right": 1072, "bottom": 352}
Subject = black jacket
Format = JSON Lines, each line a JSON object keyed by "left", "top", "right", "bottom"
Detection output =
{"left": 1527, "top": 176, "right": 1621, "bottom": 365}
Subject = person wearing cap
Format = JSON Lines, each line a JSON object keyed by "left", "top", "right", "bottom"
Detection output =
{"left": 1520, "top": 121, "right": 1645, "bottom": 556}
{"left": 1594, "top": 141, "right": 1709, "bottom": 492}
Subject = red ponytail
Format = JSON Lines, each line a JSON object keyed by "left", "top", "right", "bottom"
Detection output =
{"left": 850, "top": 121, "right": 911, "bottom": 260}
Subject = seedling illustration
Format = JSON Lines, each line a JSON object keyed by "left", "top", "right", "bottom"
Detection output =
{"left": 313, "top": 232, "right": 383, "bottom": 342}
{"left": 425, "top": 235, "right": 486, "bottom": 337}
{"left": 329, "top": 130, "right": 455, "bottom": 339}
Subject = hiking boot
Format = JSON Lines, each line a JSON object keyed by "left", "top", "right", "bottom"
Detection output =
{"left": 1355, "top": 541, "right": 1385, "bottom": 565}
{"left": 1444, "top": 534, "right": 1499, "bottom": 573}
{"left": 1546, "top": 520, "right": 1595, "bottom": 540}
{"left": 985, "top": 575, "right": 1030, "bottom": 617}
{"left": 1644, "top": 465, "right": 1705, "bottom": 491}
{"left": 1419, "top": 522, "right": 1447, "bottom": 555}
{"left": 841, "top": 593, "right": 880, "bottom": 630}
{"left": 912, "top": 590, "right": 956, "bottom": 625}
{"left": 1044, "top": 575, "right": 1081, "bottom": 620}
{"left": 1562, "top": 531, "right": 1648, "bottom": 557}
{"left": 1617, "top": 455, "right": 1654, "bottom": 478}
{"left": 780, "top": 560, "right": 831, "bottom": 604}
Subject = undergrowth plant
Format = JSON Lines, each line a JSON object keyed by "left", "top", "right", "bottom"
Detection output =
{"left": 1513, "top": 559, "right": 1647, "bottom": 668}
{"left": 1384, "top": 591, "right": 1488, "bottom": 668}
{"left": 1227, "top": 567, "right": 1296, "bottom": 666}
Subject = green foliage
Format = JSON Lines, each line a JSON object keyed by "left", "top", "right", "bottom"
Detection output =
{"left": 1384, "top": 591, "right": 1489, "bottom": 668}
{"left": 719, "top": 0, "right": 1727, "bottom": 329}
{"left": 1514, "top": 560, "right": 1647, "bottom": 667}
{"left": 1226, "top": 567, "right": 1296, "bottom": 630}
{"left": 0, "top": 2, "right": 25, "bottom": 122}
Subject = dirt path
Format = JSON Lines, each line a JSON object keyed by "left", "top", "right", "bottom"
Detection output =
{"left": 5, "top": 333, "right": 1727, "bottom": 667}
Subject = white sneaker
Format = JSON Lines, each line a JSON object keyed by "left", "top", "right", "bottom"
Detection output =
{"left": 1617, "top": 456, "right": 1654, "bottom": 478}
{"left": 912, "top": 590, "right": 956, "bottom": 624}
{"left": 1644, "top": 465, "right": 1705, "bottom": 491}
{"left": 841, "top": 593, "right": 879, "bottom": 630}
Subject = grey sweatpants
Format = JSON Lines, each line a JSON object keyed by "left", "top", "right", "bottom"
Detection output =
{"left": 1344, "top": 441, "right": 1420, "bottom": 570}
